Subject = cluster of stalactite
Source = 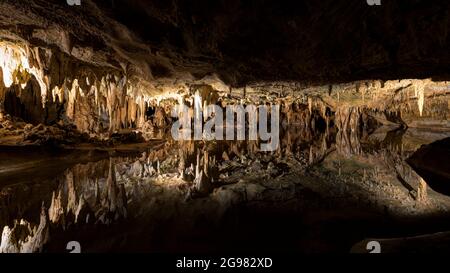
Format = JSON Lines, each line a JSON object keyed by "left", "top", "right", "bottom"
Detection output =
{"left": 0, "top": 39, "right": 448, "bottom": 145}
{"left": 334, "top": 79, "right": 449, "bottom": 128}
{"left": 0, "top": 41, "right": 171, "bottom": 139}
{"left": 167, "top": 87, "right": 440, "bottom": 162}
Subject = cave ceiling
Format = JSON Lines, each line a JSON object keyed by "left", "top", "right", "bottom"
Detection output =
{"left": 1, "top": 0, "right": 449, "bottom": 92}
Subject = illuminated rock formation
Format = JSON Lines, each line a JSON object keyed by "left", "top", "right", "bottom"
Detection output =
{"left": 0, "top": 205, "right": 49, "bottom": 253}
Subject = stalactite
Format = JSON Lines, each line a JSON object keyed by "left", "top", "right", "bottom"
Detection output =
{"left": 308, "top": 97, "right": 312, "bottom": 114}
{"left": 0, "top": 42, "right": 47, "bottom": 107}
{"left": 415, "top": 82, "right": 425, "bottom": 117}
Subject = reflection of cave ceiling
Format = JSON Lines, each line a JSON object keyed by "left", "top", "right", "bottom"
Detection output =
{"left": 1, "top": 0, "right": 450, "bottom": 89}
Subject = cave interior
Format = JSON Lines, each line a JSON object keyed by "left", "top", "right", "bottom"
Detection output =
{"left": 0, "top": 0, "right": 449, "bottom": 253}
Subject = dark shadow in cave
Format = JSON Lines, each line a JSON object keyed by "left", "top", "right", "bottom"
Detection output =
{"left": 407, "top": 137, "right": 450, "bottom": 196}
{"left": 145, "top": 105, "right": 156, "bottom": 120}
{"left": 3, "top": 76, "right": 62, "bottom": 125}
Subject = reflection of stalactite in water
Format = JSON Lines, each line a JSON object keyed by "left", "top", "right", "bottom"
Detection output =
{"left": 47, "top": 159, "right": 128, "bottom": 227}
{"left": 189, "top": 147, "right": 219, "bottom": 197}
{"left": 48, "top": 190, "right": 65, "bottom": 226}
{"left": 0, "top": 204, "right": 49, "bottom": 253}
{"left": 335, "top": 107, "right": 362, "bottom": 157}
{"left": 374, "top": 143, "right": 434, "bottom": 203}
{"left": 308, "top": 135, "right": 332, "bottom": 165}
{"left": 100, "top": 158, "right": 127, "bottom": 223}
{"left": 66, "top": 171, "right": 78, "bottom": 218}
{"left": 105, "top": 159, "right": 118, "bottom": 212}
{"left": 336, "top": 130, "right": 361, "bottom": 157}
